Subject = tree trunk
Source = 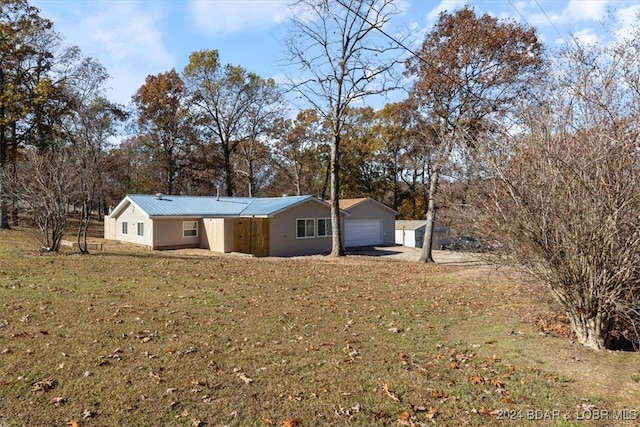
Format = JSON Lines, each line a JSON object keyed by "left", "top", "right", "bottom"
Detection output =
{"left": 223, "top": 144, "right": 234, "bottom": 196}
{"left": 0, "top": 165, "right": 8, "bottom": 229}
{"left": 0, "top": 129, "right": 8, "bottom": 229}
{"left": 419, "top": 168, "right": 439, "bottom": 263}
{"left": 0, "top": 68, "right": 8, "bottom": 230}
{"left": 320, "top": 160, "right": 330, "bottom": 201}
{"left": 77, "top": 200, "right": 90, "bottom": 254}
{"left": 330, "top": 133, "right": 344, "bottom": 257}
{"left": 567, "top": 310, "right": 608, "bottom": 351}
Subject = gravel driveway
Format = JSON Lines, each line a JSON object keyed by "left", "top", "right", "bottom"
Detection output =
{"left": 346, "top": 245, "right": 486, "bottom": 265}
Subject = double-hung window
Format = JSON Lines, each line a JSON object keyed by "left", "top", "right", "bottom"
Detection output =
{"left": 296, "top": 218, "right": 315, "bottom": 238}
{"left": 183, "top": 221, "right": 198, "bottom": 237}
{"left": 122, "top": 221, "right": 128, "bottom": 235}
{"left": 137, "top": 222, "right": 144, "bottom": 236}
{"left": 317, "top": 218, "right": 332, "bottom": 237}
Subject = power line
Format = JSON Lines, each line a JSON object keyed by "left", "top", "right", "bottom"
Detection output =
{"left": 533, "top": 0, "right": 581, "bottom": 50}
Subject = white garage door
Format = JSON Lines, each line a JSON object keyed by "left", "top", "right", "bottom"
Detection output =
{"left": 344, "top": 220, "right": 382, "bottom": 247}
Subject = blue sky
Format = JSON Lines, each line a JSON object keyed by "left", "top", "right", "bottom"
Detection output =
{"left": 31, "top": 0, "right": 640, "bottom": 106}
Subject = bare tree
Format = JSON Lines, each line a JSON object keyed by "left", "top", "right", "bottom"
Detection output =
{"left": 284, "top": 0, "right": 403, "bottom": 256}
{"left": 5, "top": 145, "right": 77, "bottom": 251}
{"left": 473, "top": 37, "right": 640, "bottom": 351}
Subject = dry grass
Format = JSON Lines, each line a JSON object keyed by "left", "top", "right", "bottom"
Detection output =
{"left": 0, "top": 224, "right": 639, "bottom": 426}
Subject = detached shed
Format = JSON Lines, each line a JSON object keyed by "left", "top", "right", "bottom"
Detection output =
{"left": 338, "top": 198, "right": 397, "bottom": 247}
{"left": 395, "top": 220, "right": 450, "bottom": 249}
{"left": 104, "top": 194, "right": 346, "bottom": 257}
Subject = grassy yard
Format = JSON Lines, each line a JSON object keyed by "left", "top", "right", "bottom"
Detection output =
{"left": 0, "top": 226, "right": 638, "bottom": 426}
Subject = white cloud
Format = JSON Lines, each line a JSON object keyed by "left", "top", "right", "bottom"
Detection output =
{"left": 424, "top": 0, "right": 467, "bottom": 24}
{"left": 74, "top": 2, "right": 174, "bottom": 103}
{"left": 34, "top": 0, "right": 174, "bottom": 105}
{"left": 543, "top": 0, "right": 610, "bottom": 25}
{"left": 188, "top": 0, "right": 291, "bottom": 36}
{"left": 570, "top": 28, "right": 601, "bottom": 46}
{"left": 613, "top": 4, "right": 640, "bottom": 41}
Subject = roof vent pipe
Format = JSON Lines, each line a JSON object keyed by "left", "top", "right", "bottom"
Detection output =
{"left": 155, "top": 193, "right": 163, "bottom": 200}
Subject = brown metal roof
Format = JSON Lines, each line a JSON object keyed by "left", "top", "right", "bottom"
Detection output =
{"left": 337, "top": 198, "right": 368, "bottom": 210}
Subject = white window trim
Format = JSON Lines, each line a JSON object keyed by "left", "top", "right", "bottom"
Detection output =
{"left": 317, "top": 217, "right": 332, "bottom": 238}
{"left": 182, "top": 220, "right": 198, "bottom": 238}
{"left": 137, "top": 222, "right": 144, "bottom": 237}
{"left": 296, "top": 218, "right": 316, "bottom": 239}
{"left": 122, "top": 221, "right": 128, "bottom": 235}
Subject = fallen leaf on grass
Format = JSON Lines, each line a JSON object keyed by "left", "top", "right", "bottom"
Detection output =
{"left": 50, "top": 396, "right": 66, "bottom": 405}
{"left": 190, "top": 378, "right": 205, "bottom": 386}
{"left": 67, "top": 421, "right": 80, "bottom": 427}
{"left": 382, "top": 383, "right": 401, "bottom": 402}
{"left": 238, "top": 373, "right": 254, "bottom": 384}
{"left": 470, "top": 375, "right": 484, "bottom": 385}
{"left": 428, "top": 390, "right": 448, "bottom": 402}
{"left": 149, "top": 371, "right": 161, "bottom": 383}
{"left": 396, "top": 411, "right": 413, "bottom": 425}
{"left": 261, "top": 416, "right": 276, "bottom": 425}
{"left": 477, "top": 407, "right": 494, "bottom": 416}
{"left": 280, "top": 418, "right": 301, "bottom": 427}
{"left": 425, "top": 407, "right": 438, "bottom": 420}
{"left": 31, "top": 378, "right": 56, "bottom": 392}
{"left": 490, "top": 378, "right": 504, "bottom": 388}
{"left": 371, "top": 410, "right": 386, "bottom": 421}
{"left": 82, "top": 409, "right": 96, "bottom": 419}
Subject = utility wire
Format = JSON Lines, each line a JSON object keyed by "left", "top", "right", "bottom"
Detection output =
{"left": 533, "top": 0, "right": 581, "bottom": 50}
{"left": 333, "top": 0, "right": 471, "bottom": 93}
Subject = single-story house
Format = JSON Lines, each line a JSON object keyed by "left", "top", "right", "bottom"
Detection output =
{"left": 395, "top": 220, "right": 450, "bottom": 249}
{"left": 338, "top": 198, "right": 397, "bottom": 247}
{"left": 104, "top": 194, "right": 346, "bottom": 257}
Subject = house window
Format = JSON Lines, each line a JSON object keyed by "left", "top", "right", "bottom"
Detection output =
{"left": 183, "top": 221, "right": 198, "bottom": 238}
{"left": 137, "top": 222, "right": 144, "bottom": 236}
{"left": 296, "top": 218, "right": 315, "bottom": 238}
{"left": 317, "top": 218, "right": 332, "bottom": 237}
{"left": 122, "top": 221, "right": 128, "bottom": 235}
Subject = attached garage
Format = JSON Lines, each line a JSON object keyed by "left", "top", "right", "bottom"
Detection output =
{"left": 338, "top": 198, "right": 397, "bottom": 247}
{"left": 344, "top": 219, "right": 383, "bottom": 247}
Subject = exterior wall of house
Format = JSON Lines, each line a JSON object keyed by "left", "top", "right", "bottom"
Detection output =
{"left": 346, "top": 201, "right": 396, "bottom": 245}
{"left": 202, "top": 218, "right": 233, "bottom": 253}
{"left": 269, "top": 199, "right": 340, "bottom": 257}
{"left": 104, "top": 217, "right": 116, "bottom": 240}
{"left": 110, "top": 201, "right": 153, "bottom": 247}
{"left": 151, "top": 218, "right": 201, "bottom": 250}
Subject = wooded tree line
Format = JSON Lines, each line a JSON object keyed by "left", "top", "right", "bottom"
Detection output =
{"left": 2, "top": 0, "right": 640, "bottom": 351}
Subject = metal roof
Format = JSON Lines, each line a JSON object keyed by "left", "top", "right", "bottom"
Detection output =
{"left": 114, "top": 194, "right": 318, "bottom": 218}
{"left": 395, "top": 220, "right": 449, "bottom": 232}
{"left": 338, "top": 197, "right": 399, "bottom": 214}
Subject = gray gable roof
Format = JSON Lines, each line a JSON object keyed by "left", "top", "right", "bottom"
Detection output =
{"left": 110, "top": 194, "right": 323, "bottom": 218}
